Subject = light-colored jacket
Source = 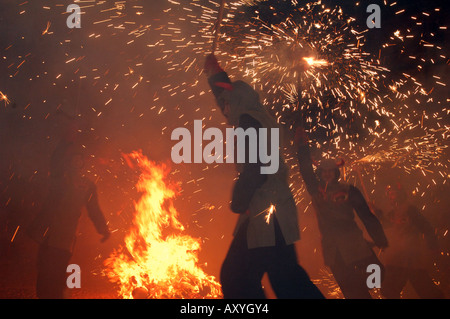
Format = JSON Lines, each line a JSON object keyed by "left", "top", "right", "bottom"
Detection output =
{"left": 219, "top": 80, "right": 300, "bottom": 249}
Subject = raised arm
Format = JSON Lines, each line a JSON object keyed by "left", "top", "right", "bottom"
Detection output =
{"left": 205, "top": 54, "right": 232, "bottom": 110}
{"left": 295, "top": 128, "right": 320, "bottom": 196}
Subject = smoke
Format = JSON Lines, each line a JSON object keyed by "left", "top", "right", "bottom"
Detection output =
{"left": 0, "top": 0, "right": 448, "bottom": 298}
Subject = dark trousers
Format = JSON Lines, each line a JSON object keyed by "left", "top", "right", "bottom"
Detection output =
{"left": 328, "top": 251, "right": 375, "bottom": 299}
{"left": 220, "top": 218, "right": 324, "bottom": 299}
{"left": 36, "top": 243, "right": 72, "bottom": 299}
{"left": 381, "top": 265, "right": 444, "bottom": 299}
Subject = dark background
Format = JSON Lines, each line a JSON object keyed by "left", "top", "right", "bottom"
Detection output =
{"left": 0, "top": 0, "right": 448, "bottom": 299}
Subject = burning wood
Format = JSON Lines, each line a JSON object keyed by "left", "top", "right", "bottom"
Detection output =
{"left": 104, "top": 151, "right": 222, "bottom": 299}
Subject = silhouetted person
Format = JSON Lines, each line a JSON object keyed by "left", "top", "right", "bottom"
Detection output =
{"left": 27, "top": 134, "right": 110, "bottom": 299}
{"left": 295, "top": 127, "right": 388, "bottom": 299}
{"left": 377, "top": 184, "right": 444, "bottom": 299}
{"left": 205, "top": 54, "right": 324, "bottom": 299}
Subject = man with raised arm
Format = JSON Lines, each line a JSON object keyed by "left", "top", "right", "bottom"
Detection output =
{"left": 205, "top": 54, "right": 323, "bottom": 299}
{"left": 294, "top": 127, "right": 388, "bottom": 299}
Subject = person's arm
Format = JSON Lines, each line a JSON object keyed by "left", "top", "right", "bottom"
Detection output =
{"left": 230, "top": 114, "right": 268, "bottom": 214}
{"left": 407, "top": 206, "right": 439, "bottom": 250}
{"left": 349, "top": 185, "right": 388, "bottom": 248}
{"left": 208, "top": 71, "right": 232, "bottom": 100}
{"left": 295, "top": 128, "right": 320, "bottom": 196}
{"left": 85, "top": 182, "right": 110, "bottom": 242}
{"left": 205, "top": 54, "right": 233, "bottom": 110}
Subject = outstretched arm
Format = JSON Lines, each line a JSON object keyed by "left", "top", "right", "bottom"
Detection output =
{"left": 349, "top": 185, "right": 388, "bottom": 249}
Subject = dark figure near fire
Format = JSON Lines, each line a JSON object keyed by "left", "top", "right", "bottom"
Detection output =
{"left": 295, "top": 127, "right": 388, "bottom": 299}
{"left": 205, "top": 54, "right": 324, "bottom": 299}
{"left": 26, "top": 126, "right": 110, "bottom": 299}
{"left": 375, "top": 184, "right": 444, "bottom": 299}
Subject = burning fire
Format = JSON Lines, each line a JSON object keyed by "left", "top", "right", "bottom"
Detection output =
{"left": 104, "top": 151, "right": 222, "bottom": 299}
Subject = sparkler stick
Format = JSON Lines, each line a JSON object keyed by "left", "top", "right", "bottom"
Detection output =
{"left": 211, "top": 0, "right": 226, "bottom": 54}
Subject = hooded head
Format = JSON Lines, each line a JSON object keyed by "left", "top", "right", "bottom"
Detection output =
{"left": 217, "top": 80, "right": 265, "bottom": 127}
{"left": 216, "top": 80, "right": 285, "bottom": 176}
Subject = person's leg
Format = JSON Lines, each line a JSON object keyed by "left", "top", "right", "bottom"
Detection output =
{"left": 220, "top": 221, "right": 266, "bottom": 299}
{"left": 328, "top": 252, "right": 372, "bottom": 299}
{"left": 36, "top": 244, "right": 72, "bottom": 299}
{"left": 267, "top": 218, "right": 324, "bottom": 299}
{"left": 52, "top": 247, "right": 72, "bottom": 298}
{"left": 36, "top": 243, "right": 52, "bottom": 298}
{"left": 380, "top": 266, "right": 408, "bottom": 299}
{"left": 408, "top": 268, "right": 444, "bottom": 299}
{"left": 268, "top": 244, "right": 324, "bottom": 299}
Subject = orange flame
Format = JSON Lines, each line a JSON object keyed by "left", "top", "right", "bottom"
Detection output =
{"left": 104, "top": 151, "right": 222, "bottom": 299}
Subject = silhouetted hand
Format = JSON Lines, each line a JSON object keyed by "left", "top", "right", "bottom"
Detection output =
{"left": 204, "top": 53, "right": 223, "bottom": 77}
{"left": 100, "top": 231, "right": 110, "bottom": 243}
{"left": 376, "top": 239, "right": 389, "bottom": 251}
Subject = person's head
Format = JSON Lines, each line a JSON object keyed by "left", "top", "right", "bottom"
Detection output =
{"left": 386, "top": 183, "right": 407, "bottom": 207}
{"left": 320, "top": 168, "right": 337, "bottom": 184}
{"left": 316, "top": 158, "right": 343, "bottom": 184}
{"left": 218, "top": 81, "right": 262, "bottom": 126}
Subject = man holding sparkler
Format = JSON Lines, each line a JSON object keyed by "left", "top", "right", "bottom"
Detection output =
{"left": 205, "top": 54, "right": 324, "bottom": 299}
{"left": 295, "top": 127, "right": 388, "bottom": 299}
